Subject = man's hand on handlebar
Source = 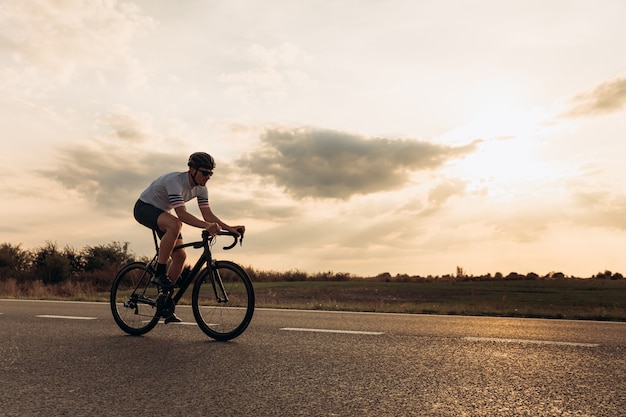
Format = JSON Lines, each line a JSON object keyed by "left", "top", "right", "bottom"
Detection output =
{"left": 205, "top": 222, "right": 220, "bottom": 237}
{"left": 229, "top": 225, "right": 245, "bottom": 238}
{"left": 224, "top": 225, "right": 245, "bottom": 245}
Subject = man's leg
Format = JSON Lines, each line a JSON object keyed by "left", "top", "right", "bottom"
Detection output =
{"left": 155, "top": 212, "right": 183, "bottom": 281}
{"left": 169, "top": 243, "right": 187, "bottom": 284}
{"left": 156, "top": 212, "right": 182, "bottom": 265}
{"left": 155, "top": 213, "right": 184, "bottom": 322}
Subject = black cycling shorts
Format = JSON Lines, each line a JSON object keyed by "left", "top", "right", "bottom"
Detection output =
{"left": 133, "top": 199, "right": 183, "bottom": 240}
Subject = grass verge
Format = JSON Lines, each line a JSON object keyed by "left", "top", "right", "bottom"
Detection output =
{"left": 251, "top": 279, "right": 626, "bottom": 321}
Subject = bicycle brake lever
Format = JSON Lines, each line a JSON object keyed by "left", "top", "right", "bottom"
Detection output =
{"left": 237, "top": 228, "right": 244, "bottom": 246}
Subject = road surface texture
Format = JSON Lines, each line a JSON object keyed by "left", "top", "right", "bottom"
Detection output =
{"left": 1, "top": 299, "right": 624, "bottom": 416}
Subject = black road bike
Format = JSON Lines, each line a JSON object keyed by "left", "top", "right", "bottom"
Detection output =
{"left": 110, "top": 230, "right": 254, "bottom": 341}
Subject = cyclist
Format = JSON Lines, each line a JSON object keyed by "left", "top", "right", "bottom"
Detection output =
{"left": 133, "top": 152, "right": 245, "bottom": 323}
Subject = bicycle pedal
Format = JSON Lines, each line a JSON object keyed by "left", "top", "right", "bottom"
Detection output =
{"left": 156, "top": 293, "right": 166, "bottom": 315}
{"left": 157, "top": 294, "right": 175, "bottom": 318}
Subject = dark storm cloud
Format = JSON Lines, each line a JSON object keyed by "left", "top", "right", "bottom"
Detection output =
{"left": 565, "top": 75, "right": 626, "bottom": 117}
{"left": 238, "top": 127, "right": 480, "bottom": 199}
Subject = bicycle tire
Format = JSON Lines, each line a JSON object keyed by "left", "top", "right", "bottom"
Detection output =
{"left": 191, "top": 260, "right": 255, "bottom": 341}
{"left": 110, "top": 261, "right": 161, "bottom": 336}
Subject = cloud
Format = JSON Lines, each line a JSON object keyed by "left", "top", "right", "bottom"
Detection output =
{"left": 245, "top": 42, "right": 312, "bottom": 67}
{"left": 427, "top": 178, "right": 467, "bottom": 207}
{"left": 45, "top": 144, "right": 181, "bottom": 214}
{"left": 571, "top": 190, "right": 626, "bottom": 231}
{"left": 239, "top": 127, "right": 480, "bottom": 199}
{"left": 0, "top": 0, "right": 155, "bottom": 91}
{"left": 220, "top": 42, "right": 316, "bottom": 103}
{"left": 39, "top": 111, "right": 295, "bottom": 221}
{"left": 100, "top": 110, "right": 154, "bottom": 143}
{"left": 565, "top": 75, "right": 626, "bottom": 117}
{"left": 40, "top": 108, "right": 184, "bottom": 213}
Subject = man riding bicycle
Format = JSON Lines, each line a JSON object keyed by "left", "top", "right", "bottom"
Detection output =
{"left": 133, "top": 152, "right": 245, "bottom": 323}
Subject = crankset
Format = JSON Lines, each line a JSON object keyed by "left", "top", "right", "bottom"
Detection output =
{"left": 156, "top": 291, "right": 175, "bottom": 318}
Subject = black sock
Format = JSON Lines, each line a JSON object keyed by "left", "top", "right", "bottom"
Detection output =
{"left": 156, "top": 263, "right": 167, "bottom": 276}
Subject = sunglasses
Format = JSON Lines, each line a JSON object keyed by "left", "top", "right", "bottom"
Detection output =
{"left": 198, "top": 169, "right": 213, "bottom": 177}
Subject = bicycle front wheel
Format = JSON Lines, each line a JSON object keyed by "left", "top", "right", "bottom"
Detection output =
{"left": 110, "top": 261, "right": 160, "bottom": 336}
{"left": 192, "top": 260, "right": 255, "bottom": 341}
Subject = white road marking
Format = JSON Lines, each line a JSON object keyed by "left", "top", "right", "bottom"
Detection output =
{"left": 36, "top": 315, "right": 97, "bottom": 320}
{"left": 280, "top": 327, "right": 384, "bottom": 335}
{"left": 463, "top": 336, "right": 599, "bottom": 347}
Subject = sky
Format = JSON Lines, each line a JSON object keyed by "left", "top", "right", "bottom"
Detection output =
{"left": 2, "top": 0, "right": 626, "bottom": 277}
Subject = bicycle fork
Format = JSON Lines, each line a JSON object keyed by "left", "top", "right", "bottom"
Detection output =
{"left": 210, "top": 268, "right": 229, "bottom": 303}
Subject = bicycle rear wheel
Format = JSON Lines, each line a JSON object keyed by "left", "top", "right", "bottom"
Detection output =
{"left": 110, "top": 261, "right": 160, "bottom": 335}
{"left": 192, "top": 260, "right": 255, "bottom": 341}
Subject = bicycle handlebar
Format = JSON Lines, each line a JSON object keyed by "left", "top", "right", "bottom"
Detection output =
{"left": 201, "top": 228, "right": 244, "bottom": 250}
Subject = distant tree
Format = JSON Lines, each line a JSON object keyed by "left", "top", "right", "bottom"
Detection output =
{"left": 376, "top": 272, "right": 392, "bottom": 282}
{"left": 456, "top": 266, "right": 466, "bottom": 278}
{"left": 594, "top": 270, "right": 623, "bottom": 280}
{"left": 31, "top": 242, "right": 72, "bottom": 284}
{"left": 545, "top": 271, "right": 565, "bottom": 279}
{"left": 0, "top": 243, "right": 30, "bottom": 279}
{"left": 505, "top": 272, "right": 524, "bottom": 280}
{"left": 394, "top": 273, "right": 410, "bottom": 282}
{"left": 63, "top": 245, "right": 84, "bottom": 274}
{"left": 82, "top": 242, "right": 133, "bottom": 272}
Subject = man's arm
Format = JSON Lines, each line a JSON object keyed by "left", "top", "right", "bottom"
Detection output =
{"left": 200, "top": 206, "right": 245, "bottom": 236}
{"left": 173, "top": 205, "right": 218, "bottom": 231}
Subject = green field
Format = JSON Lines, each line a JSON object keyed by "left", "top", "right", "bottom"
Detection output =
{"left": 252, "top": 278, "right": 626, "bottom": 321}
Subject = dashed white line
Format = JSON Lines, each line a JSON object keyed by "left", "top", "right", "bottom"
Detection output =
{"left": 280, "top": 327, "right": 384, "bottom": 335}
{"left": 36, "top": 315, "right": 97, "bottom": 320}
{"left": 464, "top": 336, "right": 599, "bottom": 347}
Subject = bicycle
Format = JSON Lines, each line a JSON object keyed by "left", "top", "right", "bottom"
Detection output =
{"left": 110, "top": 229, "right": 254, "bottom": 341}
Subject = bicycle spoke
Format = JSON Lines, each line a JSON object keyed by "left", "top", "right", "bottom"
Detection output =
{"left": 110, "top": 262, "right": 161, "bottom": 335}
{"left": 192, "top": 261, "right": 254, "bottom": 341}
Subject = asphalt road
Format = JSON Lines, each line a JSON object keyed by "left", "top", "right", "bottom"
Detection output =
{"left": 1, "top": 299, "right": 624, "bottom": 417}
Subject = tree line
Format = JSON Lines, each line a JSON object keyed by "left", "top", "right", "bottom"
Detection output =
{"left": 0, "top": 241, "right": 134, "bottom": 285}
{"left": 0, "top": 241, "right": 623, "bottom": 286}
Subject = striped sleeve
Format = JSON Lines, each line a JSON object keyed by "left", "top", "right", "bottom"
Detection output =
{"left": 197, "top": 195, "right": 210, "bottom": 208}
{"left": 168, "top": 194, "right": 186, "bottom": 209}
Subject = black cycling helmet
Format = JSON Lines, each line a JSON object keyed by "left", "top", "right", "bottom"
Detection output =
{"left": 187, "top": 152, "right": 215, "bottom": 170}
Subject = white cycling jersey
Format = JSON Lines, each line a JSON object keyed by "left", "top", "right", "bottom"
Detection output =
{"left": 138, "top": 171, "right": 209, "bottom": 212}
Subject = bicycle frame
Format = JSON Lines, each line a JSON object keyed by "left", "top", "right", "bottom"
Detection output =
{"left": 147, "top": 229, "right": 238, "bottom": 305}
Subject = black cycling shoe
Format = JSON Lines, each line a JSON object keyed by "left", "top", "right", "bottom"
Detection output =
{"left": 164, "top": 313, "right": 182, "bottom": 324}
{"left": 151, "top": 273, "right": 174, "bottom": 289}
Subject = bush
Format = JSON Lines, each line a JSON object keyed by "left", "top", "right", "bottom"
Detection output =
{"left": 0, "top": 243, "right": 30, "bottom": 280}
{"left": 594, "top": 270, "right": 624, "bottom": 280}
{"left": 31, "top": 242, "right": 72, "bottom": 284}
{"left": 82, "top": 242, "right": 134, "bottom": 272}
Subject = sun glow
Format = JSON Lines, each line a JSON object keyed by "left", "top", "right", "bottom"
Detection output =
{"left": 443, "top": 104, "right": 559, "bottom": 197}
